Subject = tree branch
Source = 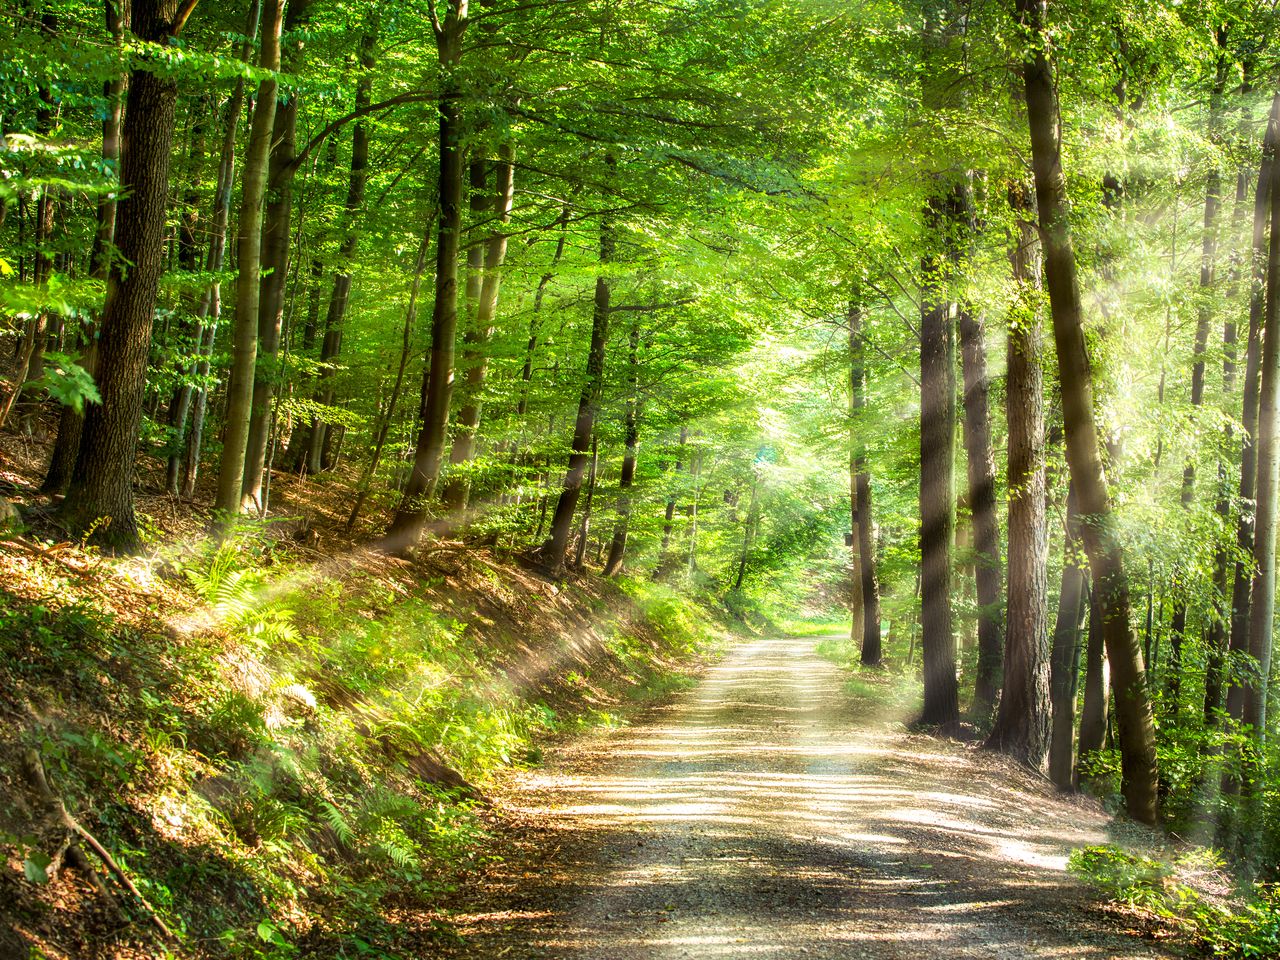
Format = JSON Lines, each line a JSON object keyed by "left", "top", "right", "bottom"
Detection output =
{"left": 276, "top": 92, "right": 436, "bottom": 186}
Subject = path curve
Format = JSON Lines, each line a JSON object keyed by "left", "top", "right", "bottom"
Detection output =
{"left": 448, "top": 636, "right": 1178, "bottom": 959}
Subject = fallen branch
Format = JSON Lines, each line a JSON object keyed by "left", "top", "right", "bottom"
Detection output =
{"left": 23, "top": 748, "right": 176, "bottom": 941}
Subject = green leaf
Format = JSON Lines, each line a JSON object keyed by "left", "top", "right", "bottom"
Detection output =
{"left": 23, "top": 851, "right": 51, "bottom": 884}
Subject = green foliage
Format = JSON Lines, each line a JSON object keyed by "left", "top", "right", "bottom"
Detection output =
{"left": 27, "top": 351, "right": 100, "bottom": 412}
{"left": 1071, "top": 845, "right": 1280, "bottom": 958}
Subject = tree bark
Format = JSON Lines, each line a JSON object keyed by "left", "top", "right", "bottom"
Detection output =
{"left": 61, "top": 0, "right": 186, "bottom": 551}
{"left": 213, "top": 0, "right": 285, "bottom": 527}
{"left": 1168, "top": 38, "right": 1228, "bottom": 710}
{"left": 1049, "top": 485, "right": 1088, "bottom": 788}
{"left": 604, "top": 314, "right": 642, "bottom": 576}
{"left": 958, "top": 306, "right": 1004, "bottom": 722}
{"left": 1226, "top": 90, "right": 1280, "bottom": 725}
{"left": 303, "top": 26, "right": 377, "bottom": 477}
{"left": 918, "top": 183, "right": 963, "bottom": 732}
{"left": 1242, "top": 87, "right": 1280, "bottom": 741}
{"left": 1018, "top": 0, "right": 1159, "bottom": 823}
{"left": 387, "top": 4, "right": 469, "bottom": 550}
{"left": 42, "top": 1, "right": 126, "bottom": 493}
{"left": 443, "top": 145, "right": 516, "bottom": 512}
{"left": 542, "top": 157, "right": 616, "bottom": 569}
{"left": 987, "top": 189, "right": 1049, "bottom": 767}
{"left": 849, "top": 301, "right": 882, "bottom": 665}
{"left": 241, "top": 0, "right": 314, "bottom": 512}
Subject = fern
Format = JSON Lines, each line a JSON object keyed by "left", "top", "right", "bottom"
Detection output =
{"left": 319, "top": 800, "right": 355, "bottom": 847}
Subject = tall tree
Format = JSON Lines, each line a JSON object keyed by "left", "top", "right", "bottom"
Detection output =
{"left": 604, "top": 313, "right": 643, "bottom": 576}
{"left": 958, "top": 306, "right": 1003, "bottom": 721}
{"left": 442, "top": 144, "right": 516, "bottom": 512}
{"left": 849, "top": 299, "right": 882, "bottom": 666}
{"left": 543, "top": 158, "right": 616, "bottom": 569}
{"left": 388, "top": 0, "right": 470, "bottom": 549}
{"left": 1242, "top": 87, "right": 1280, "bottom": 741}
{"left": 214, "top": 0, "right": 286, "bottom": 527}
{"left": 61, "top": 0, "right": 198, "bottom": 551}
{"left": 987, "top": 184, "right": 1049, "bottom": 767}
{"left": 1017, "top": 0, "right": 1158, "bottom": 824}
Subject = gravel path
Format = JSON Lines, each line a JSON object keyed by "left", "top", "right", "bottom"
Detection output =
{"left": 446, "top": 636, "right": 1181, "bottom": 959}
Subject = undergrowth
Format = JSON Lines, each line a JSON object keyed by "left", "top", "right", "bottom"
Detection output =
{"left": 1070, "top": 845, "right": 1280, "bottom": 958}
{"left": 0, "top": 532, "right": 723, "bottom": 959}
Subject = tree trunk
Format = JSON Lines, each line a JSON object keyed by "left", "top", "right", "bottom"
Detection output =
{"left": 41, "top": 0, "right": 124, "bottom": 492}
{"left": 1049, "top": 485, "right": 1088, "bottom": 789}
{"left": 347, "top": 220, "right": 433, "bottom": 530}
{"left": 987, "top": 189, "right": 1049, "bottom": 767}
{"left": 213, "top": 0, "right": 285, "bottom": 527}
{"left": 1167, "top": 40, "right": 1229, "bottom": 710}
{"left": 1019, "top": 0, "right": 1158, "bottom": 823}
{"left": 1242, "top": 87, "right": 1280, "bottom": 741}
{"left": 542, "top": 159, "right": 616, "bottom": 569}
{"left": 387, "top": 5, "right": 469, "bottom": 550}
{"left": 918, "top": 183, "right": 963, "bottom": 733}
{"left": 1207, "top": 89, "right": 1257, "bottom": 723}
{"left": 1226, "top": 90, "right": 1280, "bottom": 725}
{"left": 654, "top": 425, "right": 687, "bottom": 577}
{"left": 733, "top": 467, "right": 760, "bottom": 592}
{"left": 241, "top": 0, "right": 314, "bottom": 512}
{"left": 573, "top": 433, "right": 599, "bottom": 569}
{"left": 604, "top": 314, "right": 642, "bottom": 576}
{"left": 303, "top": 26, "right": 377, "bottom": 477}
{"left": 958, "top": 306, "right": 1004, "bottom": 722}
{"left": 443, "top": 145, "right": 515, "bottom": 511}
{"left": 849, "top": 300, "right": 882, "bottom": 665}
{"left": 61, "top": 0, "right": 184, "bottom": 551}
{"left": 179, "top": 7, "right": 260, "bottom": 499}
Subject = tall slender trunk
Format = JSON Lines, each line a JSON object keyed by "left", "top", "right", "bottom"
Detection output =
{"left": 988, "top": 183, "right": 1049, "bottom": 766}
{"left": 163, "top": 107, "right": 208, "bottom": 495}
{"left": 1242, "top": 87, "right": 1280, "bottom": 741}
{"left": 516, "top": 204, "right": 570, "bottom": 422}
{"left": 303, "top": 26, "right": 377, "bottom": 476}
{"left": 388, "top": 4, "right": 470, "bottom": 550}
{"left": 62, "top": 0, "right": 187, "bottom": 551}
{"left": 443, "top": 146, "right": 516, "bottom": 511}
{"left": 733, "top": 467, "right": 760, "bottom": 592}
{"left": 42, "top": 0, "right": 126, "bottom": 492}
{"left": 958, "top": 306, "right": 1003, "bottom": 721}
{"left": 573, "top": 433, "right": 599, "bottom": 568}
{"left": 654, "top": 425, "right": 687, "bottom": 577}
{"left": 1207, "top": 86, "right": 1256, "bottom": 723}
{"left": 543, "top": 159, "right": 616, "bottom": 569}
{"left": 604, "top": 315, "right": 642, "bottom": 576}
{"left": 1226, "top": 91, "right": 1280, "bottom": 725}
{"left": 1019, "top": 0, "right": 1158, "bottom": 823}
{"left": 180, "top": 6, "right": 260, "bottom": 499}
{"left": 347, "top": 219, "right": 433, "bottom": 530}
{"left": 241, "top": 0, "right": 314, "bottom": 512}
{"left": 1168, "top": 38, "right": 1229, "bottom": 710}
{"left": 213, "top": 0, "right": 285, "bottom": 526}
{"left": 918, "top": 182, "right": 963, "bottom": 732}
{"left": 849, "top": 301, "right": 882, "bottom": 665}
{"left": 686, "top": 443, "right": 703, "bottom": 576}
{"left": 1049, "top": 484, "right": 1088, "bottom": 788}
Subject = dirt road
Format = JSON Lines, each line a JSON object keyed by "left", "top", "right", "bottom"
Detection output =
{"left": 447, "top": 636, "right": 1178, "bottom": 959}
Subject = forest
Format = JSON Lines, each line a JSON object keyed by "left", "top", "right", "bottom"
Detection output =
{"left": 4, "top": 0, "right": 1280, "bottom": 956}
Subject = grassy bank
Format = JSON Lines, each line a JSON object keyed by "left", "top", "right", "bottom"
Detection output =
{"left": 0, "top": 531, "right": 728, "bottom": 959}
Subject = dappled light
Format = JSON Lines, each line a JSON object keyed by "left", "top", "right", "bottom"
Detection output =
{"left": 449, "top": 638, "right": 1164, "bottom": 959}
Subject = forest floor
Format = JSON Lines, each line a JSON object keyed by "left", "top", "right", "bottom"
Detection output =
{"left": 441, "top": 635, "right": 1184, "bottom": 960}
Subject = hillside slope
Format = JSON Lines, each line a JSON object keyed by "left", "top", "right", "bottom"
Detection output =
{"left": 0, "top": 519, "right": 725, "bottom": 959}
